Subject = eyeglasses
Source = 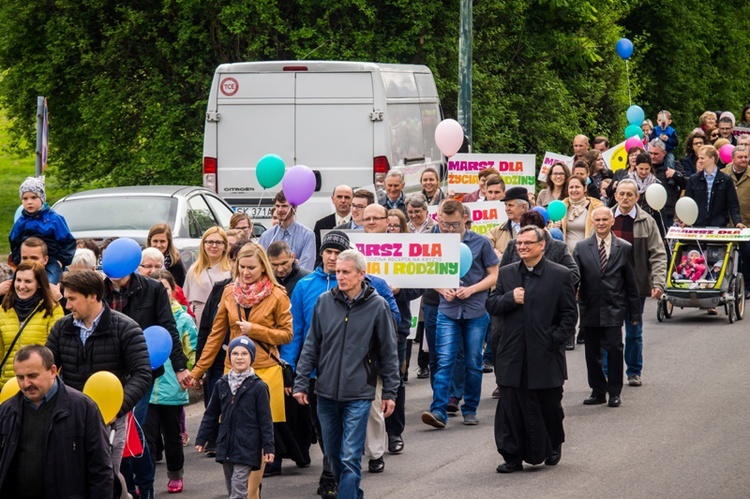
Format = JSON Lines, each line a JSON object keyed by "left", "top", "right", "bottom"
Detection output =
{"left": 363, "top": 216, "right": 387, "bottom": 223}
{"left": 139, "top": 264, "right": 163, "bottom": 270}
{"left": 515, "top": 240, "right": 541, "bottom": 247}
{"left": 550, "top": 172, "right": 566, "bottom": 177}
{"left": 234, "top": 225, "right": 250, "bottom": 231}
{"left": 351, "top": 204, "right": 366, "bottom": 210}
{"left": 204, "top": 240, "right": 226, "bottom": 246}
{"left": 387, "top": 225, "right": 401, "bottom": 231}
{"left": 440, "top": 221, "right": 463, "bottom": 229}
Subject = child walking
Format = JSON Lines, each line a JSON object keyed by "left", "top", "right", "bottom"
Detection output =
{"left": 9, "top": 177, "right": 76, "bottom": 284}
{"left": 196, "top": 335, "right": 274, "bottom": 499}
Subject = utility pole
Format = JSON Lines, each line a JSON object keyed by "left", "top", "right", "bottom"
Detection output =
{"left": 457, "top": 0, "right": 472, "bottom": 145}
{"left": 35, "top": 96, "right": 48, "bottom": 177}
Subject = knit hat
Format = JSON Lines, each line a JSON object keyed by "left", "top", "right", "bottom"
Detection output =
{"left": 320, "top": 230, "right": 350, "bottom": 255}
{"left": 19, "top": 177, "right": 46, "bottom": 204}
{"left": 228, "top": 335, "right": 256, "bottom": 363}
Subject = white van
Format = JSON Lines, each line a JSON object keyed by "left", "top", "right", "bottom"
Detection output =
{"left": 202, "top": 61, "right": 443, "bottom": 229}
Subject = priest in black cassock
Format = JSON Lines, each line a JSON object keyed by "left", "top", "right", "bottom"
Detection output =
{"left": 486, "top": 225, "right": 577, "bottom": 473}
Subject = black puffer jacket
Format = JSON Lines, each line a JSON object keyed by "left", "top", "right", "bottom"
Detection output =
{"left": 105, "top": 273, "right": 188, "bottom": 373}
{"left": 46, "top": 305, "right": 152, "bottom": 418}
{"left": 0, "top": 380, "right": 114, "bottom": 498}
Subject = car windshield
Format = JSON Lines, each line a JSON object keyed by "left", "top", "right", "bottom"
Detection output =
{"left": 55, "top": 196, "right": 176, "bottom": 231}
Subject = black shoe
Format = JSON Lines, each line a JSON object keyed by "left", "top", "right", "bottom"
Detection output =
{"left": 576, "top": 334, "right": 585, "bottom": 344}
{"left": 138, "top": 488, "right": 154, "bottom": 499}
{"left": 545, "top": 445, "right": 562, "bottom": 466}
{"left": 263, "top": 465, "right": 282, "bottom": 477}
{"left": 416, "top": 367, "right": 430, "bottom": 379}
{"left": 388, "top": 434, "right": 404, "bottom": 454}
{"left": 608, "top": 395, "right": 621, "bottom": 407}
{"left": 482, "top": 361, "right": 494, "bottom": 373}
{"left": 583, "top": 395, "right": 607, "bottom": 405}
{"left": 565, "top": 337, "right": 575, "bottom": 350}
{"left": 368, "top": 457, "right": 385, "bottom": 473}
{"left": 403, "top": 370, "right": 409, "bottom": 382}
{"left": 496, "top": 460, "right": 523, "bottom": 473}
{"left": 446, "top": 398, "right": 460, "bottom": 416}
{"left": 317, "top": 482, "right": 338, "bottom": 498}
{"left": 491, "top": 387, "right": 500, "bottom": 399}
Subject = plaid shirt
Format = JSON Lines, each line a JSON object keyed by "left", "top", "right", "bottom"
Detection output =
{"left": 105, "top": 279, "right": 130, "bottom": 312}
{"left": 73, "top": 306, "right": 105, "bottom": 346}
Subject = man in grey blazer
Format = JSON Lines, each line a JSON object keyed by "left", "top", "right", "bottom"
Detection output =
{"left": 573, "top": 206, "right": 641, "bottom": 408}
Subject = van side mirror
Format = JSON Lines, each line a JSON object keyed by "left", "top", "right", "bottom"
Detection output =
{"left": 313, "top": 170, "right": 322, "bottom": 192}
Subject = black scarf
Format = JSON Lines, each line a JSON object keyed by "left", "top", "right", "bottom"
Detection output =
{"left": 14, "top": 292, "right": 42, "bottom": 322}
{"left": 164, "top": 253, "right": 173, "bottom": 269}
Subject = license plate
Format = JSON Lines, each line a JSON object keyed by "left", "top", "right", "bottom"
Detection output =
{"left": 232, "top": 206, "right": 273, "bottom": 219}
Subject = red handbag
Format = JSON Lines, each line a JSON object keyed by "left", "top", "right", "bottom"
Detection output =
{"left": 122, "top": 412, "right": 144, "bottom": 458}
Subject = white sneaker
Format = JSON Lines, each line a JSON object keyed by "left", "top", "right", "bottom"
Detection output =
{"left": 628, "top": 375, "right": 642, "bottom": 387}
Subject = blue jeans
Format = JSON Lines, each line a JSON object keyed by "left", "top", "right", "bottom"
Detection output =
{"left": 317, "top": 397, "right": 371, "bottom": 499}
{"left": 431, "top": 312, "right": 490, "bottom": 421}
{"left": 482, "top": 322, "right": 493, "bottom": 364}
{"left": 603, "top": 297, "right": 645, "bottom": 377}
{"left": 46, "top": 258, "right": 63, "bottom": 285}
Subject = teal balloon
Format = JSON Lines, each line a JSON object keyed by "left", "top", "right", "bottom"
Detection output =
{"left": 626, "top": 105, "right": 645, "bottom": 125}
{"left": 547, "top": 200, "right": 567, "bottom": 222}
{"left": 256, "top": 154, "right": 285, "bottom": 189}
{"left": 459, "top": 243, "right": 473, "bottom": 278}
{"left": 624, "top": 124, "right": 644, "bottom": 139}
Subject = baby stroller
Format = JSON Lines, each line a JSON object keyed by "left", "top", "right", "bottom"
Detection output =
{"left": 657, "top": 227, "right": 747, "bottom": 323}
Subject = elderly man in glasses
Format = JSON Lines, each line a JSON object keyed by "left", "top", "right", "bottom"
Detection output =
{"left": 421, "top": 200, "right": 499, "bottom": 429}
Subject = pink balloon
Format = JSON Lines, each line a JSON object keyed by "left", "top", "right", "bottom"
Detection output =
{"left": 281, "top": 165, "right": 316, "bottom": 206}
{"left": 434, "top": 119, "right": 464, "bottom": 157}
{"left": 625, "top": 136, "right": 643, "bottom": 151}
{"left": 720, "top": 144, "right": 735, "bottom": 164}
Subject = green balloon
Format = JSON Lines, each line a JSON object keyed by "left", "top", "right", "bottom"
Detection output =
{"left": 624, "top": 124, "right": 644, "bottom": 140}
{"left": 547, "top": 200, "right": 567, "bottom": 222}
{"left": 256, "top": 154, "right": 285, "bottom": 188}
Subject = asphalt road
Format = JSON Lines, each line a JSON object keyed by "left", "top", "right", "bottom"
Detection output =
{"left": 155, "top": 300, "right": 750, "bottom": 498}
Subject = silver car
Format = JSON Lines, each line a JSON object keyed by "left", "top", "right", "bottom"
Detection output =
{"left": 53, "top": 185, "right": 265, "bottom": 268}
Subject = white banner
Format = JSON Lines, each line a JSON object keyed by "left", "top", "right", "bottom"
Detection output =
{"left": 447, "top": 153, "right": 536, "bottom": 194}
{"left": 538, "top": 152, "right": 574, "bottom": 182}
{"left": 428, "top": 200, "right": 506, "bottom": 236}
{"left": 346, "top": 233, "right": 461, "bottom": 288}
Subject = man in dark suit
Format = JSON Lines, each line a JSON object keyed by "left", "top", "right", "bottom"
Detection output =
{"left": 313, "top": 185, "right": 354, "bottom": 264}
{"left": 573, "top": 206, "right": 641, "bottom": 408}
{"left": 486, "top": 226, "right": 577, "bottom": 473}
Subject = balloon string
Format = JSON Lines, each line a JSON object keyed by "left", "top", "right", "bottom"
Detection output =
{"left": 659, "top": 211, "right": 673, "bottom": 254}
{"left": 626, "top": 60, "right": 632, "bottom": 107}
{"left": 254, "top": 189, "right": 266, "bottom": 225}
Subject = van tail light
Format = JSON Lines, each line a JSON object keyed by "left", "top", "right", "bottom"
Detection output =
{"left": 373, "top": 156, "right": 390, "bottom": 183}
{"left": 203, "top": 157, "right": 217, "bottom": 192}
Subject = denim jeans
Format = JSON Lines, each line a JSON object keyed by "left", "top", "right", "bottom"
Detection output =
{"left": 431, "top": 312, "right": 490, "bottom": 421}
{"left": 603, "top": 297, "right": 645, "bottom": 377}
{"left": 45, "top": 258, "right": 63, "bottom": 285}
{"left": 317, "top": 397, "right": 371, "bottom": 499}
{"left": 482, "top": 322, "right": 493, "bottom": 364}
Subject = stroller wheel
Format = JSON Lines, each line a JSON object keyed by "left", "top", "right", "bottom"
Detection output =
{"left": 735, "top": 274, "right": 745, "bottom": 320}
{"left": 663, "top": 300, "right": 673, "bottom": 318}
{"left": 657, "top": 301, "right": 666, "bottom": 322}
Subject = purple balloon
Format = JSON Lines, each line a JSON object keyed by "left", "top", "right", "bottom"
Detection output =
{"left": 282, "top": 165, "right": 316, "bottom": 206}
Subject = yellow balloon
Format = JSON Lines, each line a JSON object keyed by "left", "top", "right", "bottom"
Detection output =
{"left": 0, "top": 378, "right": 20, "bottom": 404}
{"left": 609, "top": 144, "right": 628, "bottom": 172}
{"left": 83, "top": 371, "right": 124, "bottom": 425}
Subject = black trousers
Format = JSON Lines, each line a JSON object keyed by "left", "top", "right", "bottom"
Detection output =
{"left": 584, "top": 326, "right": 624, "bottom": 397}
{"left": 386, "top": 335, "right": 408, "bottom": 437}
{"left": 494, "top": 386, "right": 564, "bottom": 465}
{"left": 145, "top": 404, "right": 184, "bottom": 478}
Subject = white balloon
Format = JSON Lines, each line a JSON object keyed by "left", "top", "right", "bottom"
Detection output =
{"left": 645, "top": 183, "right": 667, "bottom": 211}
{"left": 434, "top": 119, "right": 465, "bottom": 158}
{"left": 675, "top": 196, "right": 699, "bottom": 226}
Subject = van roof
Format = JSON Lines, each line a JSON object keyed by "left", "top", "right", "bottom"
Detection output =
{"left": 215, "top": 61, "right": 434, "bottom": 74}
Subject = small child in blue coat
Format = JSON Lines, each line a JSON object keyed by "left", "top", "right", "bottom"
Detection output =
{"left": 9, "top": 177, "right": 76, "bottom": 284}
{"left": 196, "top": 336, "right": 274, "bottom": 499}
{"left": 649, "top": 110, "right": 679, "bottom": 170}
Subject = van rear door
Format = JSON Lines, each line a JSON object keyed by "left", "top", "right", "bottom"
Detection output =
{"left": 215, "top": 72, "right": 295, "bottom": 218}
{"left": 294, "top": 72, "right": 375, "bottom": 201}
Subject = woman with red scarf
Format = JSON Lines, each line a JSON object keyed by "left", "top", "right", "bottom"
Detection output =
{"left": 191, "top": 243, "right": 292, "bottom": 484}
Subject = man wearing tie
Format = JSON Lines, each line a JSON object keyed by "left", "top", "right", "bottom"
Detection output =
{"left": 573, "top": 207, "right": 641, "bottom": 408}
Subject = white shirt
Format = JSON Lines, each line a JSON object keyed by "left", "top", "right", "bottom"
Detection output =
{"left": 596, "top": 233, "right": 612, "bottom": 260}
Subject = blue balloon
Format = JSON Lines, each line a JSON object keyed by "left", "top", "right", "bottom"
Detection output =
{"left": 626, "top": 105, "right": 645, "bottom": 126}
{"left": 616, "top": 38, "right": 633, "bottom": 60}
{"left": 459, "top": 243, "right": 473, "bottom": 278}
{"left": 144, "top": 325, "right": 172, "bottom": 370}
{"left": 549, "top": 228, "right": 565, "bottom": 242}
{"left": 101, "top": 238, "right": 142, "bottom": 279}
{"left": 14, "top": 205, "right": 23, "bottom": 222}
{"left": 531, "top": 206, "right": 549, "bottom": 225}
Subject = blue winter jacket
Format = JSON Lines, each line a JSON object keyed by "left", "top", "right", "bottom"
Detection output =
{"left": 9, "top": 204, "right": 76, "bottom": 266}
{"left": 280, "top": 266, "right": 400, "bottom": 369}
{"left": 650, "top": 125, "right": 679, "bottom": 153}
{"left": 150, "top": 304, "right": 197, "bottom": 406}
